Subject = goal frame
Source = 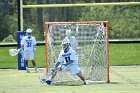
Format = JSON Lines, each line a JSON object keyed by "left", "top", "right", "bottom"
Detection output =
{"left": 44, "top": 21, "right": 110, "bottom": 83}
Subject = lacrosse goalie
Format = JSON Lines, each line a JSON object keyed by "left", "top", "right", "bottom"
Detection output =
{"left": 20, "top": 28, "right": 38, "bottom": 73}
{"left": 42, "top": 38, "right": 87, "bottom": 85}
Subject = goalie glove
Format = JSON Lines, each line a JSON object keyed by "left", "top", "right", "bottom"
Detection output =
{"left": 59, "top": 64, "right": 67, "bottom": 71}
{"left": 17, "top": 48, "right": 23, "bottom": 53}
{"left": 50, "top": 68, "right": 56, "bottom": 74}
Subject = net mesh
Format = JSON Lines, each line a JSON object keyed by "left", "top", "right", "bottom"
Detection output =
{"left": 45, "top": 22, "right": 109, "bottom": 83}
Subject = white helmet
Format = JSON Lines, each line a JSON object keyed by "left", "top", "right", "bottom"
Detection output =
{"left": 66, "top": 29, "right": 71, "bottom": 37}
{"left": 26, "top": 28, "right": 32, "bottom": 37}
{"left": 62, "top": 38, "right": 70, "bottom": 53}
{"left": 62, "top": 37, "right": 70, "bottom": 45}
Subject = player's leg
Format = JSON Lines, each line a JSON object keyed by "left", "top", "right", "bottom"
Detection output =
{"left": 31, "top": 60, "right": 38, "bottom": 72}
{"left": 70, "top": 64, "right": 87, "bottom": 85}
{"left": 25, "top": 60, "right": 30, "bottom": 73}
{"left": 30, "top": 51, "right": 38, "bottom": 72}
{"left": 76, "top": 71, "right": 87, "bottom": 85}
{"left": 24, "top": 51, "right": 30, "bottom": 73}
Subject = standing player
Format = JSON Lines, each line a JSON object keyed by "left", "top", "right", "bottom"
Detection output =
{"left": 44, "top": 38, "right": 87, "bottom": 85}
{"left": 20, "top": 28, "right": 38, "bottom": 73}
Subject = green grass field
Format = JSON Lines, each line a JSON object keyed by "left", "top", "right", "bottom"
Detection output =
{"left": 0, "top": 44, "right": 140, "bottom": 68}
{"left": 0, "top": 66, "right": 140, "bottom": 93}
{"left": 0, "top": 44, "right": 140, "bottom": 93}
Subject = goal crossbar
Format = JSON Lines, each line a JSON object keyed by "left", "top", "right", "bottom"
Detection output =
{"left": 22, "top": 2, "right": 140, "bottom": 8}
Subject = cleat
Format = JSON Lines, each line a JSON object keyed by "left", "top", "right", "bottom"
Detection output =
{"left": 84, "top": 82, "right": 86, "bottom": 85}
{"left": 26, "top": 70, "right": 30, "bottom": 73}
{"left": 46, "top": 80, "right": 52, "bottom": 85}
{"left": 35, "top": 68, "right": 39, "bottom": 73}
{"left": 83, "top": 80, "right": 89, "bottom": 85}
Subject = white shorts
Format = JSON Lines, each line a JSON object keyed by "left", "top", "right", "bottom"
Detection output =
{"left": 23, "top": 50, "right": 34, "bottom": 60}
{"left": 58, "top": 64, "right": 80, "bottom": 75}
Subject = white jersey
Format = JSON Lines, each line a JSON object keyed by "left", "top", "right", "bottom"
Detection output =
{"left": 21, "top": 36, "right": 36, "bottom": 51}
{"left": 64, "top": 36, "right": 78, "bottom": 50}
{"left": 57, "top": 48, "right": 78, "bottom": 65}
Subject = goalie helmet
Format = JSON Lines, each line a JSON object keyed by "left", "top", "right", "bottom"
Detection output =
{"left": 66, "top": 29, "right": 71, "bottom": 37}
{"left": 62, "top": 38, "right": 70, "bottom": 53}
{"left": 26, "top": 28, "right": 32, "bottom": 38}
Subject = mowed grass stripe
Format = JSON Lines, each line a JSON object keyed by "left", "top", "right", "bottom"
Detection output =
{"left": 0, "top": 44, "right": 140, "bottom": 68}
{"left": 0, "top": 66, "right": 140, "bottom": 93}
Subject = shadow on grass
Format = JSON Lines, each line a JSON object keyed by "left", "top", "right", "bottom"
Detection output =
{"left": 51, "top": 81, "right": 84, "bottom": 86}
{"left": 51, "top": 81, "right": 121, "bottom": 86}
{"left": 108, "top": 82, "right": 121, "bottom": 84}
{"left": 39, "top": 81, "right": 121, "bottom": 87}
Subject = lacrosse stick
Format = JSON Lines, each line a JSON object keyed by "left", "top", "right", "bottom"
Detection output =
{"left": 9, "top": 49, "right": 20, "bottom": 56}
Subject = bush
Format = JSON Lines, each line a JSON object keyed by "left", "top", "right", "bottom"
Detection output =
{"left": 0, "top": 14, "right": 11, "bottom": 41}
{"left": 78, "top": 6, "right": 139, "bottom": 39}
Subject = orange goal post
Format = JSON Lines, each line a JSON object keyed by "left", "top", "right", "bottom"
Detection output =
{"left": 44, "top": 21, "right": 110, "bottom": 83}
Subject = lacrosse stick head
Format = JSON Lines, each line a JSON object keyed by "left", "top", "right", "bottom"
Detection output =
{"left": 38, "top": 70, "right": 47, "bottom": 84}
{"left": 9, "top": 49, "right": 19, "bottom": 56}
{"left": 66, "top": 29, "right": 72, "bottom": 37}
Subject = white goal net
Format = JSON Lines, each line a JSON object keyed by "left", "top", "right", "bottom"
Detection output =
{"left": 44, "top": 21, "right": 110, "bottom": 83}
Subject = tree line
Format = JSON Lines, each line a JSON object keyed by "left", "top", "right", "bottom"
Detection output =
{"left": 0, "top": 0, "right": 139, "bottom": 41}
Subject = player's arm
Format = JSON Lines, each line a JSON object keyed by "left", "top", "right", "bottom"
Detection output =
{"left": 33, "top": 37, "right": 37, "bottom": 51}
{"left": 53, "top": 51, "right": 64, "bottom": 70}
{"left": 54, "top": 61, "right": 61, "bottom": 70}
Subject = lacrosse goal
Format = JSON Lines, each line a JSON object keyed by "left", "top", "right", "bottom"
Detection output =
{"left": 44, "top": 21, "right": 110, "bottom": 83}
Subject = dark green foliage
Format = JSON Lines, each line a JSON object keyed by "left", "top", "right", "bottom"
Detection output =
{"left": 78, "top": 6, "right": 140, "bottom": 39}
{"left": 0, "top": 0, "right": 139, "bottom": 41}
{"left": 0, "top": 14, "right": 11, "bottom": 41}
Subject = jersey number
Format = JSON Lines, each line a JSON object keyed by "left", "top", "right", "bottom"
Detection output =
{"left": 26, "top": 41, "right": 32, "bottom": 47}
{"left": 65, "top": 57, "right": 70, "bottom": 63}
